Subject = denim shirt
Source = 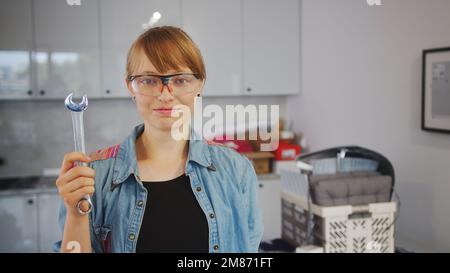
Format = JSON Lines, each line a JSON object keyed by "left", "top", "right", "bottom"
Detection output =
{"left": 55, "top": 123, "right": 263, "bottom": 253}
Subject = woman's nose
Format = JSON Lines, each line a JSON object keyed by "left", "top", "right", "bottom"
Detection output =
{"left": 157, "top": 85, "right": 174, "bottom": 101}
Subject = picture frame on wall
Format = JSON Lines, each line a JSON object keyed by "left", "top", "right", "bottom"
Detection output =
{"left": 422, "top": 47, "right": 450, "bottom": 133}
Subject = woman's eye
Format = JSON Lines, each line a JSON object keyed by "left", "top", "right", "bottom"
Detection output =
{"left": 141, "top": 78, "right": 158, "bottom": 85}
{"left": 174, "top": 78, "right": 189, "bottom": 85}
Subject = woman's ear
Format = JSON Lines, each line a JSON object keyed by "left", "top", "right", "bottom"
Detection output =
{"left": 125, "top": 78, "right": 134, "bottom": 97}
{"left": 197, "top": 79, "right": 206, "bottom": 94}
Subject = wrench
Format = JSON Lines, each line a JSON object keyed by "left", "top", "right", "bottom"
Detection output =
{"left": 64, "top": 93, "right": 93, "bottom": 215}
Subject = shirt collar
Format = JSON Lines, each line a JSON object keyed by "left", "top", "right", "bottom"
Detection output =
{"left": 112, "top": 123, "right": 212, "bottom": 185}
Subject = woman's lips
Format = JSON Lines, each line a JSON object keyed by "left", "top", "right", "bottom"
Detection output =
{"left": 153, "top": 108, "right": 180, "bottom": 116}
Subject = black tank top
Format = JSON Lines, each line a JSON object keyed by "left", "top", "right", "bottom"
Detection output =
{"left": 136, "top": 174, "right": 209, "bottom": 253}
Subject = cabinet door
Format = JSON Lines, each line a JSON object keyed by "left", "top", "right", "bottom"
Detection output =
{"left": 182, "top": 0, "right": 242, "bottom": 97}
{"left": 38, "top": 192, "right": 62, "bottom": 253}
{"left": 99, "top": 0, "right": 182, "bottom": 98}
{"left": 258, "top": 178, "right": 281, "bottom": 241}
{"left": 243, "top": 0, "right": 300, "bottom": 95}
{"left": 33, "top": 0, "right": 101, "bottom": 99}
{"left": 0, "top": 194, "right": 38, "bottom": 253}
{"left": 0, "top": 0, "right": 34, "bottom": 99}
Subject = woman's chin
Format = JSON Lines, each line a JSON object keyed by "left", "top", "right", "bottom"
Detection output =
{"left": 148, "top": 117, "right": 179, "bottom": 131}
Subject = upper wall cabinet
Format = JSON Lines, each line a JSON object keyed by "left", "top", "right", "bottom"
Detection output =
{"left": 182, "top": 0, "right": 300, "bottom": 97}
{"left": 182, "top": 0, "right": 243, "bottom": 97}
{"left": 99, "top": 0, "right": 182, "bottom": 98}
{"left": 0, "top": 0, "right": 34, "bottom": 99}
{"left": 0, "top": 0, "right": 299, "bottom": 100}
{"left": 243, "top": 0, "right": 300, "bottom": 95}
{"left": 33, "top": 0, "right": 102, "bottom": 99}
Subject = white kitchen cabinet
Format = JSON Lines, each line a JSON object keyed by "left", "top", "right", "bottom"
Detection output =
{"left": 182, "top": 0, "right": 242, "bottom": 97}
{"left": 182, "top": 0, "right": 300, "bottom": 97}
{"left": 0, "top": 0, "right": 299, "bottom": 100}
{"left": 243, "top": 0, "right": 300, "bottom": 95}
{"left": 0, "top": 190, "right": 61, "bottom": 253}
{"left": 0, "top": 0, "right": 34, "bottom": 99}
{"left": 258, "top": 178, "right": 282, "bottom": 241}
{"left": 32, "top": 0, "right": 102, "bottom": 99}
{"left": 99, "top": 0, "right": 182, "bottom": 98}
{"left": 0, "top": 194, "right": 39, "bottom": 253}
{"left": 38, "top": 193, "right": 62, "bottom": 253}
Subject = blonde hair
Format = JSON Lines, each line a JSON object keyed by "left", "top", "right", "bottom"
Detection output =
{"left": 126, "top": 26, "right": 206, "bottom": 81}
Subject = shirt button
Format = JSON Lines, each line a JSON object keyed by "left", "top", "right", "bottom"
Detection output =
{"left": 196, "top": 186, "right": 202, "bottom": 192}
{"left": 128, "top": 233, "right": 136, "bottom": 241}
{"left": 213, "top": 245, "right": 219, "bottom": 251}
{"left": 137, "top": 200, "right": 144, "bottom": 207}
{"left": 209, "top": 213, "right": 215, "bottom": 219}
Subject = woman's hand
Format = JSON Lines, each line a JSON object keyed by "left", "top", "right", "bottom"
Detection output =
{"left": 56, "top": 152, "right": 95, "bottom": 218}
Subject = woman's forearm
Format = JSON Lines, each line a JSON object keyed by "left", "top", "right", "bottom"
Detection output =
{"left": 61, "top": 213, "right": 92, "bottom": 253}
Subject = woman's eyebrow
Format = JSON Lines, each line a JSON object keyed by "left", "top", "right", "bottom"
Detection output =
{"left": 139, "top": 71, "right": 192, "bottom": 76}
{"left": 140, "top": 70, "right": 159, "bottom": 74}
{"left": 140, "top": 71, "right": 184, "bottom": 75}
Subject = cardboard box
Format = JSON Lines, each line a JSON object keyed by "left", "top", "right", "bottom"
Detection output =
{"left": 241, "top": 152, "right": 274, "bottom": 174}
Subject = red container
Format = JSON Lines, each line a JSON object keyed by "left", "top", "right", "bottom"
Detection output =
{"left": 274, "top": 143, "right": 301, "bottom": 161}
{"left": 212, "top": 135, "right": 254, "bottom": 153}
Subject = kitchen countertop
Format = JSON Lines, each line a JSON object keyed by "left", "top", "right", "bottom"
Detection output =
{"left": 257, "top": 173, "right": 281, "bottom": 180}
{"left": 0, "top": 176, "right": 58, "bottom": 196}
{"left": 0, "top": 172, "right": 281, "bottom": 196}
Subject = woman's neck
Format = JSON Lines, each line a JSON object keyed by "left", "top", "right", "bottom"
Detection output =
{"left": 136, "top": 123, "right": 189, "bottom": 162}
{"left": 135, "top": 123, "right": 189, "bottom": 181}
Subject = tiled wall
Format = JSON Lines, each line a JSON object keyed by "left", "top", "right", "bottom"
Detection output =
{"left": 0, "top": 96, "right": 287, "bottom": 178}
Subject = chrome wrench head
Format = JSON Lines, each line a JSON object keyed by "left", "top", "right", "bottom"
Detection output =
{"left": 65, "top": 92, "right": 88, "bottom": 112}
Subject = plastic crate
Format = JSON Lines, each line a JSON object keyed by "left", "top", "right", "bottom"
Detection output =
{"left": 281, "top": 190, "right": 396, "bottom": 253}
{"left": 279, "top": 153, "right": 397, "bottom": 253}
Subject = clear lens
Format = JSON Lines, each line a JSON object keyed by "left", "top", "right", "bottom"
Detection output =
{"left": 131, "top": 74, "right": 198, "bottom": 96}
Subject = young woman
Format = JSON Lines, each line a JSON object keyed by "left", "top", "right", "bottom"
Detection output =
{"left": 55, "top": 26, "right": 263, "bottom": 253}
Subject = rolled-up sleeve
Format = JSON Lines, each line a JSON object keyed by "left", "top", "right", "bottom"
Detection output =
{"left": 241, "top": 157, "right": 264, "bottom": 252}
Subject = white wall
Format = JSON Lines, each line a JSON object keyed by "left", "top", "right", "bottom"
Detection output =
{"left": 288, "top": 0, "right": 450, "bottom": 252}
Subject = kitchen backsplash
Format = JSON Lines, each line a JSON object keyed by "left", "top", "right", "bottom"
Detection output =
{"left": 0, "top": 96, "right": 287, "bottom": 178}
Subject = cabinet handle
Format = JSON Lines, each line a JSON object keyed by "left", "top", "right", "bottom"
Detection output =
{"left": 27, "top": 90, "right": 33, "bottom": 96}
{"left": 105, "top": 90, "right": 111, "bottom": 94}
{"left": 27, "top": 199, "right": 34, "bottom": 205}
{"left": 39, "top": 90, "right": 46, "bottom": 96}
{"left": 246, "top": 87, "right": 252, "bottom": 92}
{"left": 259, "top": 183, "right": 263, "bottom": 188}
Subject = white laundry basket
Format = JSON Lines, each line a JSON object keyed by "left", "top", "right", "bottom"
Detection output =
{"left": 279, "top": 146, "right": 398, "bottom": 253}
{"left": 279, "top": 166, "right": 397, "bottom": 253}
